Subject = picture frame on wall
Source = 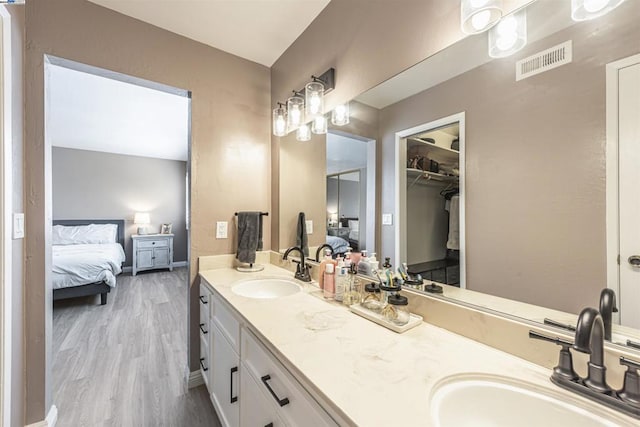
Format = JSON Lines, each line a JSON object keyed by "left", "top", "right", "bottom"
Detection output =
{"left": 160, "top": 223, "right": 172, "bottom": 234}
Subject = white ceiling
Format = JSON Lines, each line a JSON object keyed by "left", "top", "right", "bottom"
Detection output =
{"left": 47, "top": 63, "right": 190, "bottom": 161}
{"left": 88, "top": 0, "right": 331, "bottom": 67}
{"left": 326, "top": 133, "right": 368, "bottom": 176}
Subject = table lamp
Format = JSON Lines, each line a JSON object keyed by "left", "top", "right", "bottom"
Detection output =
{"left": 134, "top": 212, "right": 151, "bottom": 235}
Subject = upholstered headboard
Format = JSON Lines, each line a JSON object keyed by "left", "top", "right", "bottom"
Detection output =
{"left": 52, "top": 219, "right": 125, "bottom": 248}
{"left": 339, "top": 217, "right": 358, "bottom": 228}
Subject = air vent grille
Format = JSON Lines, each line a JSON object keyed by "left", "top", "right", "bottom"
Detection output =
{"left": 516, "top": 41, "right": 572, "bottom": 81}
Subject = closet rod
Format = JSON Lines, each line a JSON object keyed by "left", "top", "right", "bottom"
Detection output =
{"left": 234, "top": 212, "right": 269, "bottom": 216}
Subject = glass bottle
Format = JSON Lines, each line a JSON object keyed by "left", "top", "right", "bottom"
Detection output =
{"left": 361, "top": 283, "right": 383, "bottom": 313}
{"left": 323, "top": 263, "right": 335, "bottom": 299}
{"left": 334, "top": 258, "right": 346, "bottom": 302}
{"left": 382, "top": 294, "right": 410, "bottom": 326}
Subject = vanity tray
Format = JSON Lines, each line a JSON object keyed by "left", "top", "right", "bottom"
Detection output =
{"left": 349, "top": 304, "right": 423, "bottom": 334}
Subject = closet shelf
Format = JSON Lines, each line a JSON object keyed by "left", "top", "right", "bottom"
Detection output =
{"left": 411, "top": 138, "right": 460, "bottom": 155}
{"left": 407, "top": 168, "right": 459, "bottom": 188}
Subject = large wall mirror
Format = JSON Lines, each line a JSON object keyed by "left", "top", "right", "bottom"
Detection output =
{"left": 278, "top": 0, "right": 640, "bottom": 349}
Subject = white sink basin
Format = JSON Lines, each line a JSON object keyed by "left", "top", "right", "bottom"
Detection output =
{"left": 429, "top": 374, "right": 634, "bottom": 427}
{"left": 231, "top": 278, "right": 302, "bottom": 299}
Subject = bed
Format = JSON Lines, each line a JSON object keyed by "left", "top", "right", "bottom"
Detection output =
{"left": 52, "top": 219, "right": 126, "bottom": 305}
{"left": 327, "top": 216, "right": 360, "bottom": 254}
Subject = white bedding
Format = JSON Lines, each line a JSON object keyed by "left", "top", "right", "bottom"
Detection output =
{"left": 52, "top": 243, "right": 126, "bottom": 290}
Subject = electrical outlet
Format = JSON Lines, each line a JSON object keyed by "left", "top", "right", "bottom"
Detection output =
{"left": 13, "top": 213, "right": 24, "bottom": 239}
{"left": 305, "top": 219, "right": 313, "bottom": 234}
{"left": 382, "top": 213, "right": 393, "bottom": 225}
{"left": 216, "top": 221, "right": 228, "bottom": 239}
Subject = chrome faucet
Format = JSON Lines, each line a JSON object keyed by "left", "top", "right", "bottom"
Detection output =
{"left": 572, "top": 307, "right": 611, "bottom": 394}
{"left": 315, "top": 244, "right": 334, "bottom": 262}
{"left": 283, "top": 246, "right": 311, "bottom": 282}
{"left": 599, "top": 288, "right": 618, "bottom": 341}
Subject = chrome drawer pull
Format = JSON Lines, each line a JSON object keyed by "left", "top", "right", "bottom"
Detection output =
{"left": 261, "top": 375, "right": 290, "bottom": 407}
{"left": 230, "top": 366, "right": 238, "bottom": 404}
{"left": 199, "top": 296, "right": 208, "bottom": 304}
{"left": 199, "top": 323, "right": 208, "bottom": 334}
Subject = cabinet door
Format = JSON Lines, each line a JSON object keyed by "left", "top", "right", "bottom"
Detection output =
{"left": 240, "top": 366, "right": 284, "bottom": 427}
{"left": 211, "top": 323, "right": 240, "bottom": 427}
{"left": 137, "top": 248, "right": 154, "bottom": 269}
{"left": 153, "top": 247, "right": 170, "bottom": 267}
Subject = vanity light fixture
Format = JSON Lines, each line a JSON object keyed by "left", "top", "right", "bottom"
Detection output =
{"left": 460, "top": 0, "right": 503, "bottom": 34}
{"left": 311, "top": 115, "right": 328, "bottom": 135}
{"left": 331, "top": 102, "right": 350, "bottom": 126}
{"left": 286, "top": 95, "right": 305, "bottom": 131}
{"left": 272, "top": 103, "right": 287, "bottom": 137}
{"left": 571, "top": 0, "right": 626, "bottom": 21}
{"left": 488, "top": 9, "right": 527, "bottom": 58}
{"left": 296, "top": 123, "right": 312, "bottom": 141}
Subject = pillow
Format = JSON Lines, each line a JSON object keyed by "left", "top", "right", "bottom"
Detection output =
{"left": 52, "top": 223, "right": 118, "bottom": 245}
{"left": 348, "top": 220, "right": 359, "bottom": 241}
{"left": 328, "top": 227, "right": 350, "bottom": 240}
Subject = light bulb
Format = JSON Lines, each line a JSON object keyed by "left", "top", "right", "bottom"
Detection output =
{"left": 496, "top": 34, "right": 517, "bottom": 51}
{"left": 496, "top": 16, "right": 517, "bottom": 35}
{"left": 276, "top": 117, "right": 286, "bottom": 134}
{"left": 331, "top": 103, "right": 350, "bottom": 126}
{"left": 290, "top": 107, "right": 301, "bottom": 125}
{"left": 488, "top": 8, "right": 526, "bottom": 58}
{"left": 584, "top": 0, "right": 609, "bottom": 12}
{"left": 309, "top": 94, "right": 321, "bottom": 115}
{"left": 471, "top": 10, "right": 492, "bottom": 30}
{"left": 305, "top": 81, "right": 324, "bottom": 120}
{"left": 470, "top": 0, "right": 489, "bottom": 7}
{"left": 296, "top": 124, "right": 311, "bottom": 142}
{"left": 272, "top": 106, "right": 287, "bottom": 137}
{"left": 312, "top": 116, "right": 327, "bottom": 134}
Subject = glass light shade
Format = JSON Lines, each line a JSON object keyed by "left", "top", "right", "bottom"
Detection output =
{"left": 296, "top": 123, "right": 311, "bottom": 141}
{"left": 488, "top": 9, "right": 527, "bottom": 58}
{"left": 311, "top": 116, "right": 327, "bottom": 134}
{"left": 272, "top": 106, "right": 287, "bottom": 137}
{"left": 134, "top": 212, "right": 150, "bottom": 225}
{"left": 331, "top": 103, "right": 350, "bottom": 126}
{"left": 571, "top": 0, "right": 625, "bottom": 21}
{"left": 286, "top": 96, "right": 304, "bottom": 130}
{"left": 305, "top": 81, "right": 324, "bottom": 120}
{"left": 461, "top": 0, "right": 503, "bottom": 34}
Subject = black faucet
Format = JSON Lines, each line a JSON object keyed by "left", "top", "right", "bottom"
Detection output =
{"left": 573, "top": 307, "right": 611, "bottom": 394}
{"left": 315, "top": 244, "right": 334, "bottom": 262}
{"left": 283, "top": 246, "right": 311, "bottom": 282}
{"left": 599, "top": 288, "right": 618, "bottom": 341}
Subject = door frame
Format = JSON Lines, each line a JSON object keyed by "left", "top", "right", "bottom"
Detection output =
{"left": 605, "top": 53, "right": 640, "bottom": 325}
{"left": 395, "top": 112, "right": 466, "bottom": 288}
{"left": 0, "top": 6, "right": 12, "bottom": 426}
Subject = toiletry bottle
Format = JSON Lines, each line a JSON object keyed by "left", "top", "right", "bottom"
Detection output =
{"left": 351, "top": 249, "right": 362, "bottom": 266}
{"left": 335, "top": 258, "right": 346, "bottom": 302}
{"left": 368, "top": 253, "right": 379, "bottom": 275}
{"left": 323, "top": 263, "right": 335, "bottom": 299}
{"left": 358, "top": 250, "right": 370, "bottom": 276}
{"left": 318, "top": 248, "right": 335, "bottom": 290}
{"left": 344, "top": 249, "right": 353, "bottom": 270}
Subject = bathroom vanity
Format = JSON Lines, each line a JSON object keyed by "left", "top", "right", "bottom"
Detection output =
{"left": 198, "top": 262, "right": 636, "bottom": 426}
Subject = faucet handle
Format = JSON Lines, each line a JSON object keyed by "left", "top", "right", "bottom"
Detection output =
{"left": 529, "top": 331, "right": 579, "bottom": 382}
{"left": 619, "top": 357, "right": 640, "bottom": 407}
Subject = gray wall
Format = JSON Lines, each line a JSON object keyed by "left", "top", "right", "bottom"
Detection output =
{"left": 52, "top": 147, "right": 187, "bottom": 265}
{"left": 406, "top": 184, "right": 448, "bottom": 265}
{"left": 8, "top": 4, "right": 24, "bottom": 426}
{"left": 379, "top": 0, "right": 640, "bottom": 314}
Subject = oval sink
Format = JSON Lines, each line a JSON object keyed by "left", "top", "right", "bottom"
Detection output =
{"left": 430, "top": 374, "right": 634, "bottom": 427}
{"left": 231, "top": 278, "right": 302, "bottom": 299}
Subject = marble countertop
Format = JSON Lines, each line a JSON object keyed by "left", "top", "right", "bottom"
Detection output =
{"left": 200, "top": 264, "right": 635, "bottom": 427}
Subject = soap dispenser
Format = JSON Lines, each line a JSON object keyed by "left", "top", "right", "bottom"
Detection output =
{"left": 358, "top": 250, "right": 370, "bottom": 276}
{"left": 318, "top": 249, "right": 336, "bottom": 290}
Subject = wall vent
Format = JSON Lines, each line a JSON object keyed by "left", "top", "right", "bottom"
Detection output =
{"left": 516, "top": 40, "right": 572, "bottom": 81}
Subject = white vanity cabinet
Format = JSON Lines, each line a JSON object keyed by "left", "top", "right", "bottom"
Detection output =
{"left": 199, "top": 280, "right": 339, "bottom": 427}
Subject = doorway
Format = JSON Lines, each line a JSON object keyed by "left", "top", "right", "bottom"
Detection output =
{"left": 606, "top": 54, "right": 640, "bottom": 329}
{"left": 396, "top": 112, "right": 466, "bottom": 288}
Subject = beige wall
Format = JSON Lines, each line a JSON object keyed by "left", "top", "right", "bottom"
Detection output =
{"left": 25, "top": 0, "right": 270, "bottom": 423}
{"left": 7, "top": 4, "right": 24, "bottom": 426}
{"left": 270, "top": 0, "right": 529, "bottom": 252}
{"left": 379, "top": 0, "right": 640, "bottom": 314}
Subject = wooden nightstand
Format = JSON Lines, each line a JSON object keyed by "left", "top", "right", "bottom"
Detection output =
{"left": 132, "top": 234, "right": 174, "bottom": 276}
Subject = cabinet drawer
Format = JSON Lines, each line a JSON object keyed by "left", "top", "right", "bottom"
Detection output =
{"left": 200, "top": 335, "right": 210, "bottom": 389}
{"left": 199, "top": 284, "right": 212, "bottom": 320}
{"left": 241, "top": 365, "right": 285, "bottom": 427}
{"left": 137, "top": 239, "right": 169, "bottom": 249}
{"left": 241, "top": 329, "right": 337, "bottom": 427}
{"left": 212, "top": 293, "right": 240, "bottom": 352}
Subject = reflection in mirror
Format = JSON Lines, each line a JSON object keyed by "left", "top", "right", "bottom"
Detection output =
{"left": 351, "top": 0, "right": 640, "bottom": 348}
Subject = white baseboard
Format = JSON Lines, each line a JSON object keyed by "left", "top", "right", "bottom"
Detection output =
{"left": 123, "top": 261, "right": 188, "bottom": 274}
{"left": 25, "top": 405, "right": 57, "bottom": 427}
{"left": 187, "top": 369, "right": 204, "bottom": 389}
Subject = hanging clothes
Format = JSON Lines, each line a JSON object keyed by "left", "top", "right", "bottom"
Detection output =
{"left": 446, "top": 194, "right": 460, "bottom": 250}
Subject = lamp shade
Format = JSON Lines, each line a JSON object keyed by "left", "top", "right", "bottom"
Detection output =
{"left": 134, "top": 212, "right": 151, "bottom": 225}
{"left": 305, "top": 81, "right": 325, "bottom": 120}
{"left": 461, "top": 0, "right": 503, "bottom": 34}
{"left": 488, "top": 9, "right": 527, "bottom": 58}
{"left": 571, "top": 0, "right": 625, "bottom": 21}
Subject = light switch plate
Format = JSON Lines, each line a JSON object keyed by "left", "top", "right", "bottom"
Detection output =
{"left": 305, "top": 219, "right": 313, "bottom": 234}
{"left": 382, "top": 213, "right": 393, "bottom": 225}
{"left": 216, "top": 221, "right": 228, "bottom": 239}
{"left": 13, "top": 213, "right": 24, "bottom": 239}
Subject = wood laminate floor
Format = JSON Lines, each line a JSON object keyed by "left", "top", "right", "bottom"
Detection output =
{"left": 53, "top": 268, "right": 221, "bottom": 427}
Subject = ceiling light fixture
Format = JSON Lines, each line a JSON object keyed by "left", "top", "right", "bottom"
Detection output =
{"left": 286, "top": 95, "right": 304, "bottom": 131}
{"left": 488, "top": 9, "right": 527, "bottom": 58}
{"left": 331, "top": 103, "right": 350, "bottom": 126}
{"left": 305, "top": 80, "right": 325, "bottom": 121}
{"left": 461, "top": 0, "right": 503, "bottom": 34}
{"left": 571, "top": 0, "right": 625, "bottom": 21}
